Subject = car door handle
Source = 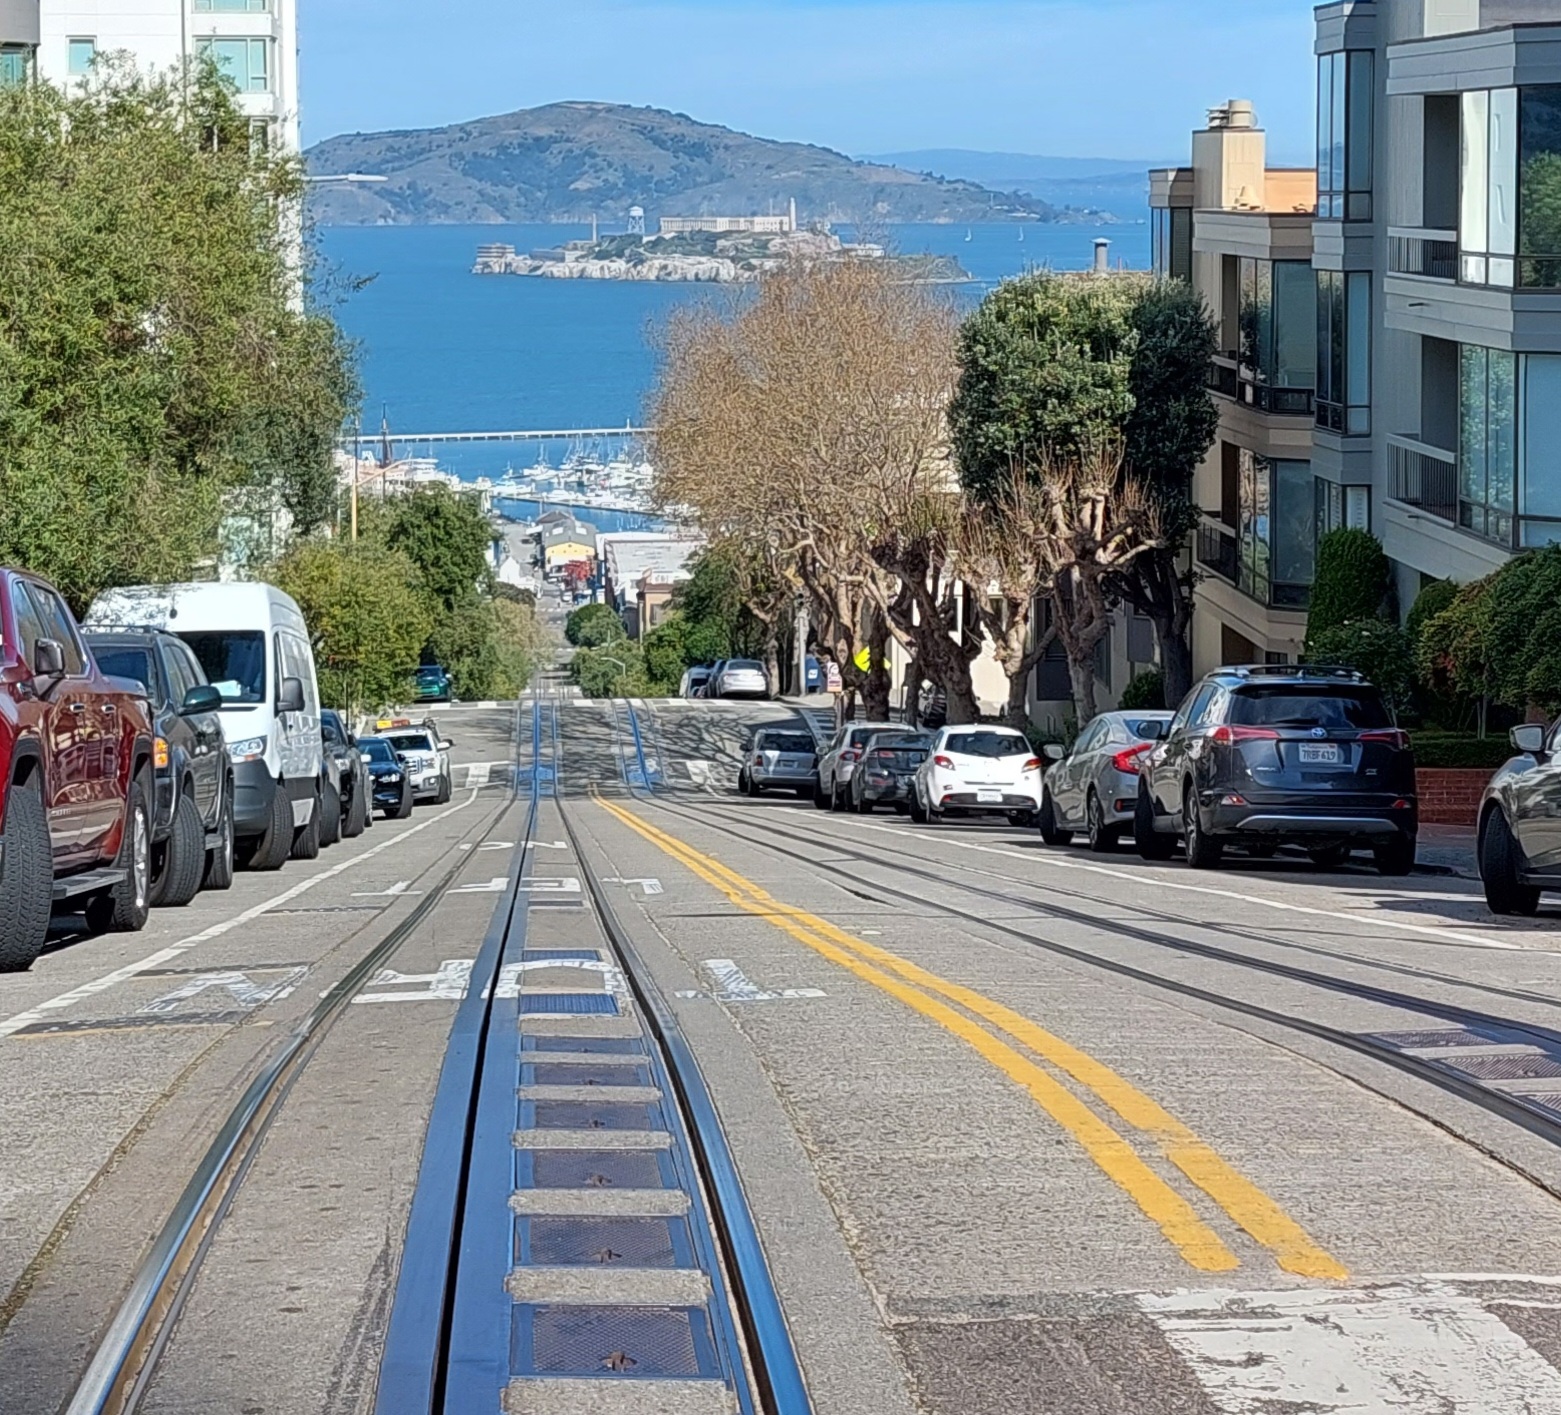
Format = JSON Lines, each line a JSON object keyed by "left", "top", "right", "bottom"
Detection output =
{"left": 69, "top": 702, "right": 86, "bottom": 714}
{"left": 100, "top": 703, "right": 117, "bottom": 715}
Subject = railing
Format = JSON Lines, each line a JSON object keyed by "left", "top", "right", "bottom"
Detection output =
{"left": 1206, "top": 355, "right": 1313, "bottom": 415}
{"left": 1387, "top": 227, "right": 1458, "bottom": 281}
{"left": 1387, "top": 433, "right": 1457, "bottom": 523}
{"left": 1197, "top": 521, "right": 1238, "bottom": 582}
{"left": 1207, "top": 356, "right": 1239, "bottom": 400}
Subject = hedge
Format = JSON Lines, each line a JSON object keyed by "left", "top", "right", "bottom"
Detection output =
{"left": 1410, "top": 733, "right": 1518, "bottom": 770}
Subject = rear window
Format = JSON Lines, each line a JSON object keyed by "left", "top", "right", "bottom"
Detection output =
{"left": 1122, "top": 717, "right": 1168, "bottom": 741}
{"left": 728, "top": 660, "right": 763, "bottom": 671}
{"left": 1229, "top": 686, "right": 1390, "bottom": 730}
{"left": 870, "top": 735, "right": 931, "bottom": 752}
{"left": 945, "top": 731, "right": 1031, "bottom": 758}
{"left": 758, "top": 733, "right": 815, "bottom": 754}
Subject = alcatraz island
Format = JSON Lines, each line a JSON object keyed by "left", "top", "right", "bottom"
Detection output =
{"left": 473, "top": 204, "right": 970, "bottom": 285}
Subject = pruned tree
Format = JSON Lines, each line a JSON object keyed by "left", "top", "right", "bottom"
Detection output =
{"left": 651, "top": 259, "right": 961, "bottom": 720}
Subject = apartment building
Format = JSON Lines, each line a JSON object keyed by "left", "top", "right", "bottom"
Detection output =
{"left": 1154, "top": 1, "right": 1561, "bottom": 677}
{"left": 33, "top": 0, "right": 298, "bottom": 151}
{"left": 0, "top": 1, "right": 37, "bottom": 84}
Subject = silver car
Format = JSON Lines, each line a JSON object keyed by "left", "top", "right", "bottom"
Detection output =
{"left": 739, "top": 728, "right": 819, "bottom": 798}
{"left": 815, "top": 721, "right": 897, "bottom": 811}
{"left": 1039, "top": 709, "right": 1173, "bottom": 852}
{"left": 715, "top": 659, "right": 769, "bottom": 698}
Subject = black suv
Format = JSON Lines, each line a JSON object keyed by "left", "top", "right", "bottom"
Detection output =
{"left": 320, "top": 709, "right": 371, "bottom": 843}
{"left": 84, "top": 629, "right": 235, "bottom": 904}
{"left": 1133, "top": 664, "right": 1417, "bottom": 875}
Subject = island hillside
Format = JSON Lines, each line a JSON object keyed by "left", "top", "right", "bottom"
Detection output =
{"left": 306, "top": 101, "right": 1072, "bottom": 227}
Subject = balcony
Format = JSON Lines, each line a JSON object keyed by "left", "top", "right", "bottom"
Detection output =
{"left": 1387, "top": 434, "right": 1457, "bottom": 524}
{"left": 1207, "top": 354, "right": 1314, "bottom": 417}
{"left": 1387, "top": 228, "right": 1457, "bottom": 282}
{"left": 1197, "top": 521, "right": 1238, "bottom": 582}
{"left": 1198, "top": 518, "right": 1310, "bottom": 612}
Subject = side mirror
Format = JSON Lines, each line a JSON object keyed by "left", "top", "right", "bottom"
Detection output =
{"left": 276, "top": 676, "right": 305, "bottom": 715}
{"left": 181, "top": 684, "right": 223, "bottom": 715}
{"left": 1042, "top": 743, "right": 1065, "bottom": 762}
{"left": 439, "top": 739, "right": 453, "bottom": 751}
{"left": 32, "top": 639, "right": 65, "bottom": 681}
{"left": 1512, "top": 723, "right": 1548, "bottom": 757}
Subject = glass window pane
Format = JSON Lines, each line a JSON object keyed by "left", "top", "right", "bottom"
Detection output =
{"left": 1463, "top": 90, "right": 1490, "bottom": 256}
{"left": 1331, "top": 54, "right": 1346, "bottom": 212}
{"left": 0, "top": 47, "right": 29, "bottom": 86}
{"left": 1519, "top": 85, "right": 1561, "bottom": 289}
{"left": 1273, "top": 263, "right": 1316, "bottom": 390}
{"left": 1490, "top": 349, "right": 1517, "bottom": 514}
{"left": 67, "top": 38, "right": 95, "bottom": 76}
{"left": 1170, "top": 208, "right": 1192, "bottom": 283}
{"left": 1521, "top": 354, "right": 1561, "bottom": 519}
{"left": 1460, "top": 345, "right": 1489, "bottom": 508}
{"left": 1490, "top": 88, "right": 1518, "bottom": 257}
{"left": 1274, "top": 461, "right": 1316, "bottom": 586}
{"left": 1346, "top": 51, "right": 1374, "bottom": 206}
{"left": 1345, "top": 270, "right": 1371, "bottom": 419}
{"left": 1317, "top": 56, "right": 1334, "bottom": 199}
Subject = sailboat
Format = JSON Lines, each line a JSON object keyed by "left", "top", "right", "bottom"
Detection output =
{"left": 1018, "top": 227, "right": 1025, "bottom": 243}
{"left": 964, "top": 228, "right": 973, "bottom": 242}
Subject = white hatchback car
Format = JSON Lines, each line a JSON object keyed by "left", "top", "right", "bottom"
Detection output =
{"left": 910, "top": 726, "right": 1043, "bottom": 826}
{"left": 714, "top": 659, "right": 769, "bottom": 699}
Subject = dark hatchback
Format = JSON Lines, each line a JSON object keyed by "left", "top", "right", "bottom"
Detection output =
{"left": 84, "top": 629, "right": 235, "bottom": 905}
{"left": 852, "top": 731, "right": 932, "bottom": 813}
{"left": 1134, "top": 665, "right": 1417, "bottom": 875}
{"left": 358, "top": 735, "right": 414, "bottom": 819}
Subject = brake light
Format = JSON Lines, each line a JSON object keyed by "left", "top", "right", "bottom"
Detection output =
{"left": 753, "top": 754, "right": 764, "bottom": 765}
{"left": 1210, "top": 725, "right": 1280, "bottom": 745}
{"left": 1111, "top": 744, "right": 1152, "bottom": 775}
{"left": 874, "top": 749, "right": 896, "bottom": 761}
{"left": 934, "top": 754, "right": 955, "bottom": 770}
{"left": 1022, "top": 757, "right": 1042, "bottom": 772}
{"left": 841, "top": 749, "right": 860, "bottom": 763}
{"left": 1359, "top": 729, "right": 1409, "bottom": 750}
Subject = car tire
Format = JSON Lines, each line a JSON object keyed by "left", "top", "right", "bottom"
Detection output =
{"left": 203, "top": 791, "right": 236, "bottom": 892}
{"left": 909, "top": 791, "right": 928, "bottom": 825}
{"left": 831, "top": 781, "right": 846, "bottom": 813}
{"left": 342, "top": 780, "right": 367, "bottom": 839}
{"left": 1374, "top": 834, "right": 1417, "bottom": 878}
{"left": 0, "top": 781, "right": 52, "bottom": 972}
{"left": 86, "top": 776, "right": 152, "bottom": 934}
{"left": 1482, "top": 811, "right": 1539, "bottom": 914}
{"left": 436, "top": 773, "right": 452, "bottom": 806}
{"left": 150, "top": 792, "right": 206, "bottom": 908}
{"left": 389, "top": 781, "right": 414, "bottom": 820}
{"left": 813, "top": 776, "right": 831, "bottom": 810}
{"left": 1085, "top": 791, "right": 1116, "bottom": 853}
{"left": 319, "top": 779, "right": 342, "bottom": 848}
{"left": 1038, "top": 792, "right": 1073, "bottom": 847}
{"left": 243, "top": 783, "right": 295, "bottom": 872}
{"left": 1134, "top": 786, "right": 1176, "bottom": 861}
{"left": 291, "top": 793, "right": 322, "bottom": 861}
{"left": 1182, "top": 790, "right": 1223, "bottom": 870}
{"left": 796, "top": 788, "right": 813, "bottom": 800}
{"left": 1307, "top": 843, "right": 1351, "bottom": 870}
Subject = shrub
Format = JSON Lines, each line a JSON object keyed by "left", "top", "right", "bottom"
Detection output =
{"left": 1305, "top": 528, "right": 1391, "bottom": 651}
{"left": 1305, "top": 619, "right": 1416, "bottom": 714}
{"left": 570, "top": 642, "right": 646, "bottom": 698}
{"left": 1406, "top": 577, "right": 1459, "bottom": 649}
{"left": 565, "top": 603, "right": 627, "bottom": 648}
{"left": 1410, "top": 732, "right": 1518, "bottom": 770}
{"left": 1117, "top": 669, "right": 1166, "bottom": 711}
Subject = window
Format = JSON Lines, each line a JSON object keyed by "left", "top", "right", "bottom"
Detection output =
{"left": 1229, "top": 687, "right": 1390, "bottom": 730}
{"left": 1460, "top": 345, "right": 1517, "bottom": 545}
{"left": 1316, "top": 270, "right": 1370, "bottom": 435}
{"left": 0, "top": 46, "right": 30, "bottom": 87}
{"left": 1461, "top": 85, "right": 1561, "bottom": 289}
{"left": 161, "top": 644, "right": 197, "bottom": 707}
{"left": 1520, "top": 86, "right": 1561, "bottom": 289}
{"left": 1518, "top": 354, "right": 1561, "bottom": 546}
{"left": 11, "top": 583, "right": 48, "bottom": 666}
{"left": 1272, "top": 460, "right": 1316, "bottom": 608}
{"left": 1152, "top": 207, "right": 1192, "bottom": 284}
{"left": 1317, "top": 50, "right": 1374, "bottom": 221}
{"left": 194, "top": 0, "right": 270, "bottom": 10}
{"left": 197, "top": 37, "right": 270, "bottom": 92}
{"left": 181, "top": 631, "right": 267, "bottom": 704}
{"left": 1234, "top": 259, "right": 1315, "bottom": 413}
{"left": 29, "top": 585, "right": 85, "bottom": 674}
{"left": 1237, "top": 448, "right": 1271, "bottom": 606}
{"left": 66, "top": 38, "right": 95, "bottom": 77}
{"left": 95, "top": 647, "right": 159, "bottom": 700}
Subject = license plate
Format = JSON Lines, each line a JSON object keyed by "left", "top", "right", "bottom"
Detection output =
{"left": 779, "top": 759, "right": 798, "bottom": 769}
{"left": 977, "top": 789, "right": 1004, "bottom": 804}
{"left": 1299, "top": 743, "right": 1340, "bottom": 764}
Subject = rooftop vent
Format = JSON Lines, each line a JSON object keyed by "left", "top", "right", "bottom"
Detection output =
{"left": 1206, "top": 99, "right": 1257, "bottom": 131}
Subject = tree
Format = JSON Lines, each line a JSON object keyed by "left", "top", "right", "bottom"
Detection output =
{"left": 0, "top": 61, "right": 357, "bottom": 609}
{"left": 1305, "top": 620, "right": 1416, "bottom": 714}
{"left": 1305, "top": 528, "right": 1391, "bottom": 651}
{"left": 566, "top": 603, "right": 627, "bottom": 648}
{"left": 571, "top": 642, "right": 646, "bottom": 698}
{"left": 383, "top": 485, "right": 494, "bottom": 612}
{"left": 270, "top": 540, "right": 430, "bottom": 713}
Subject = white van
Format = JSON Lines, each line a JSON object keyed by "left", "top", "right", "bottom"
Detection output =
{"left": 86, "top": 583, "right": 325, "bottom": 870}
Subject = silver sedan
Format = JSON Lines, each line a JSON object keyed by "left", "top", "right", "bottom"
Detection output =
{"left": 1039, "top": 710, "right": 1173, "bottom": 851}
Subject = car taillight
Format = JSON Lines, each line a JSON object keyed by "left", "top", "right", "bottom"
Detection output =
{"left": 874, "top": 750, "right": 896, "bottom": 761}
{"left": 1022, "top": 757, "right": 1041, "bottom": 771}
{"left": 154, "top": 736, "right": 169, "bottom": 770}
{"left": 934, "top": 754, "right": 955, "bottom": 770}
{"left": 753, "top": 754, "right": 764, "bottom": 765}
{"left": 1111, "top": 743, "right": 1152, "bottom": 775}
{"left": 1210, "top": 725, "right": 1280, "bottom": 745}
{"left": 1359, "top": 729, "right": 1409, "bottom": 750}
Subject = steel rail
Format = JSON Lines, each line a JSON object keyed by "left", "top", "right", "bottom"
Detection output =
{"left": 556, "top": 793, "right": 815, "bottom": 1415}
{"left": 64, "top": 780, "right": 517, "bottom": 1415}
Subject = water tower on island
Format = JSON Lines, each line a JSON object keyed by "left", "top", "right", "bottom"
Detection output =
{"left": 628, "top": 205, "right": 645, "bottom": 237}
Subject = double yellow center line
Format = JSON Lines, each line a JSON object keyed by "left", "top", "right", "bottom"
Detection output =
{"left": 595, "top": 795, "right": 1346, "bottom": 1282}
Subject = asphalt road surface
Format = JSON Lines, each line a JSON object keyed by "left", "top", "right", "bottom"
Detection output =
{"left": 8, "top": 692, "right": 1561, "bottom": 1414}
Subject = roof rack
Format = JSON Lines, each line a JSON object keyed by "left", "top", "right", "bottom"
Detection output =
{"left": 1222, "top": 662, "right": 1367, "bottom": 682}
{"left": 81, "top": 622, "right": 171, "bottom": 637}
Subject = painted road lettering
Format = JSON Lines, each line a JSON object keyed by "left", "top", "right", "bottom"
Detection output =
{"left": 677, "top": 959, "right": 826, "bottom": 1003}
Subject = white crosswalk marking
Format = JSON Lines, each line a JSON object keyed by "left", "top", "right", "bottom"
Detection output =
{"left": 1140, "top": 1282, "right": 1561, "bottom": 1413}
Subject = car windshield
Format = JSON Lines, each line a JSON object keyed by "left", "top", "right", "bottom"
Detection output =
{"left": 360, "top": 737, "right": 396, "bottom": 764}
{"left": 945, "top": 731, "right": 1031, "bottom": 758}
{"left": 869, "top": 734, "right": 931, "bottom": 752}
{"left": 180, "top": 631, "right": 266, "bottom": 706}
{"left": 1230, "top": 687, "right": 1391, "bottom": 730}
{"left": 91, "top": 646, "right": 155, "bottom": 696}
{"left": 385, "top": 731, "right": 434, "bottom": 753}
{"left": 417, "top": 667, "right": 443, "bottom": 680}
{"left": 758, "top": 733, "right": 815, "bottom": 754}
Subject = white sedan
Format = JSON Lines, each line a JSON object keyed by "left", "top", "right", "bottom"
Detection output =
{"left": 910, "top": 726, "right": 1043, "bottom": 826}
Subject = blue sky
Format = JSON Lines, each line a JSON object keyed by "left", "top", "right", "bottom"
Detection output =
{"left": 299, "top": 0, "right": 1317, "bottom": 163}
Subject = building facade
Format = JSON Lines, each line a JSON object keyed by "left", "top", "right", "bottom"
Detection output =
{"left": 1152, "top": 0, "right": 1561, "bottom": 683}
{"left": 33, "top": 0, "right": 298, "bottom": 152}
{"left": 1, "top": 0, "right": 37, "bottom": 84}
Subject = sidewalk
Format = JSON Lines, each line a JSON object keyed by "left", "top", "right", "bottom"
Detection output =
{"left": 1416, "top": 823, "right": 1478, "bottom": 880}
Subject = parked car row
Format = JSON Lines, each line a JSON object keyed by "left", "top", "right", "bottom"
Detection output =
{"left": 0, "top": 569, "right": 452, "bottom": 973}
{"left": 682, "top": 659, "right": 773, "bottom": 700}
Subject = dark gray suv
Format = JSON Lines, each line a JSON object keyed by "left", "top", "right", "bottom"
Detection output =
{"left": 1478, "top": 720, "right": 1561, "bottom": 915}
{"left": 1133, "top": 664, "right": 1418, "bottom": 875}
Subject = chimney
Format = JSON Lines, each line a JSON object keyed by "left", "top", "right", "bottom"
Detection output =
{"left": 1191, "top": 98, "right": 1267, "bottom": 211}
{"left": 1093, "top": 239, "right": 1110, "bottom": 274}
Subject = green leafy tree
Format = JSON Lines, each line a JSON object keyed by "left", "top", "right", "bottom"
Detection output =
{"left": 1304, "top": 529, "right": 1391, "bottom": 652}
{"left": 1305, "top": 620, "right": 1416, "bottom": 714}
{"left": 1406, "top": 577, "right": 1460, "bottom": 649}
{"left": 0, "top": 61, "right": 357, "bottom": 608}
{"left": 384, "top": 485, "right": 494, "bottom": 611}
{"left": 1117, "top": 670, "right": 1166, "bottom": 711}
{"left": 271, "top": 540, "right": 430, "bottom": 713}
{"left": 566, "top": 603, "right": 628, "bottom": 648}
{"left": 571, "top": 642, "right": 646, "bottom": 698}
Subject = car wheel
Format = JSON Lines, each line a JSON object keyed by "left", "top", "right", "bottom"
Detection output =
{"left": 1085, "top": 791, "right": 1116, "bottom": 854}
{"left": 203, "top": 791, "right": 236, "bottom": 892}
{"left": 1182, "top": 789, "right": 1223, "bottom": 870}
{"left": 390, "top": 781, "right": 414, "bottom": 820}
{"left": 342, "top": 779, "right": 367, "bottom": 840}
{"left": 813, "top": 778, "right": 831, "bottom": 810}
{"left": 0, "top": 781, "right": 52, "bottom": 972}
{"left": 86, "top": 776, "right": 152, "bottom": 934}
{"left": 831, "top": 780, "right": 846, "bottom": 813}
{"left": 1374, "top": 836, "right": 1417, "bottom": 877}
{"left": 1134, "top": 787, "right": 1174, "bottom": 860}
{"left": 436, "top": 773, "right": 452, "bottom": 806}
{"left": 243, "top": 783, "right": 295, "bottom": 872}
{"left": 1038, "top": 792, "right": 1073, "bottom": 847}
{"left": 150, "top": 791, "right": 206, "bottom": 908}
{"left": 319, "top": 778, "right": 342, "bottom": 848}
{"left": 1307, "top": 843, "right": 1351, "bottom": 870}
{"left": 1482, "top": 811, "right": 1539, "bottom": 914}
{"left": 795, "top": 787, "right": 813, "bottom": 800}
{"left": 909, "top": 791, "right": 928, "bottom": 825}
{"left": 291, "top": 792, "right": 322, "bottom": 861}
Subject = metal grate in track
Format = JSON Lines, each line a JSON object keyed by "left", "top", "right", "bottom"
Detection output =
{"left": 520, "top": 1217, "right": 681, "bottom": 1268}
{"left": 526, "top": 1149, "right": 670, "bottom": 1190}
{"left": 530, "top": 1101, "right": 658, "bottom": 1131}
{"left": 524, "top": 1034, "right": 644, "bottom": 1055}
{"left": 515, "top": 1304, "right": 719, "bottom": 1378}
{"left": 521, "top": 993, "right": 619, "bottom": 1016}
{"left": 529, "top": 1062, "right": 654, "bottom": 1088}
{"left": 1439, "top": 1052, "right": 1561, "bottom": 1081}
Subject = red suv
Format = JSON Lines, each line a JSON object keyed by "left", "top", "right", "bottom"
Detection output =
{"left": 0, "top": 570, "right": 157, "bottom": 970}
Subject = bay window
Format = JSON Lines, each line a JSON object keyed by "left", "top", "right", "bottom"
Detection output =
{"left": 1316, "top": 270, "right": 1370, "bottom": 435}
{"left": 1318, "top": 50, "right": 1373, "bottom": 221}
{"left": 1460, "top": 85, "right": 1561, "bottom": 289}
